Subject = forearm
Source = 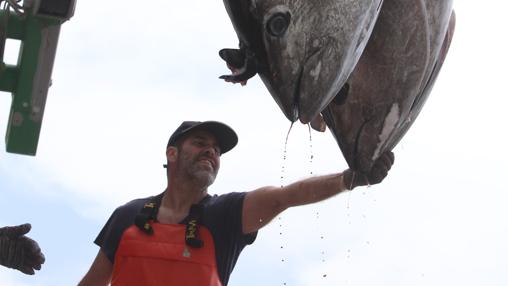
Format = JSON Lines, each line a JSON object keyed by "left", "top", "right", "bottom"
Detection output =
{"left": 243, "top": 172, "right": 348, "bottom": 233}
{"left": 242, "top": 152, "right": 394, "bottom": 234}
{"left": 282, "top": 172, "right": 347, "bottom": 208}
{"left": 78, "top": 250, "right": 113, "bottom": 286}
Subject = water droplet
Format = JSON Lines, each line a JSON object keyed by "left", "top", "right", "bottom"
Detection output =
{"left": 307, "top": 123, "right": 314, "bottom": 176}
{"left": 280, "top": 123, "right": 293, "bottom": 188}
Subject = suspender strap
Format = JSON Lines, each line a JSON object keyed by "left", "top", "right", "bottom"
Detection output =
{"left": 185, "top": 204, "right": 204, "bottom": 248}
{"left": 134, "top": 193, "right": 163, "bottom": 235}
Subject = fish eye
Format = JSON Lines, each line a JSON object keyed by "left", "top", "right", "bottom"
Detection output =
{"left": 266, "top": 12, "right": 291, "bottom": 37}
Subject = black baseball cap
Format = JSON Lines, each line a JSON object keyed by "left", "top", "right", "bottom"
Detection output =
{"left": 166, "top": 121, "right": 238, "bottom": 154}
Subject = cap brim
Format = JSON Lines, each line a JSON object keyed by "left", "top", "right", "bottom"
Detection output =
{"left": 196, "top": 121, "right": 238, "bottom": 154}
{"left": 177, "top": 121, "right": 238, "bottom": 154}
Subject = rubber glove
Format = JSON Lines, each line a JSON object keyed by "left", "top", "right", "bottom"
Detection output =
{"left": 0, "top": 223, "right": 45, "bottom": 275}
{"left": 343, "top": 151, "right": 395, "bottom": 190}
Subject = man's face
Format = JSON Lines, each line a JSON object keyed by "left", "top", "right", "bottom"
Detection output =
{"left": 175, "top": 129, "right": 221, "bottom": 187}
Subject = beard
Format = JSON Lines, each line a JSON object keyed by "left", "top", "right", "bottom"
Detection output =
{"left": 177, "top": 149, "right": 218, "bottom": 187}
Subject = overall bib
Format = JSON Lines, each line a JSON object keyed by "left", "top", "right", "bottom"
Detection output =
{"left": 111, "top": 198, "right": 222, "bottom": 286}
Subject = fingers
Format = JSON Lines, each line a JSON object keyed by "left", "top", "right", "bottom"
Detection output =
{"left": 344, "top": 151, "right": 395, "bottom": 189}
{"left": 0, "top": 235, "right": 44, "bottom": 275}
{"left": 367, "top": 151, "right": 395, "bottom": 185}
{"left": 354, "top": 172, "right": 369, "bottom": 188}
{"left": 20, "top": 237, "right": 44, "bottom": 263}
{"left": 310, "top": 114, "right": 327, "bottom": 132}
{"left": 368, "top": 163, "right": 388, "bottom": 185}
{"left": 18, "top": 264, "right": 35, "bottom": 275}
{"left": 28, "top": 249, "right": 45, "bottom": 266}
{"left": 383, "top": 151, "right": 395, "bottom": 168}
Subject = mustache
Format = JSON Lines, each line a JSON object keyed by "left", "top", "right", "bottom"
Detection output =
{"left": 195, "top": 153, "right": 218, "bottom": 168}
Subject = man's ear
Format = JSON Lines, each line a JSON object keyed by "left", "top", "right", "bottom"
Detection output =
{"left": 166, "top": 146, "right": 178, "bottom": 162}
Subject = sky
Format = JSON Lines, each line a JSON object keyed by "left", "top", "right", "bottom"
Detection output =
{"left": 1, "top": 0, "right": 507, "bottom": 285}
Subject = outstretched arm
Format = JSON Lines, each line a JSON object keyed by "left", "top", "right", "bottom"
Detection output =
{"left": 0, "top": 223, "right": 45, "bottom": 275}
{"left": 242, "top": 151, "right": 394, "bottom": 234}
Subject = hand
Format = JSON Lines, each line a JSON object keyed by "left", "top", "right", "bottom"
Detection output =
{"left": 343, "top": 151, "right": 395, "bottom": 190}
{"left": 0, "top": 223, "right": 45, "bottom": 275}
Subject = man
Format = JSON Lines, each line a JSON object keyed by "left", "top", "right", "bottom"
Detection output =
{"left": 79, "top": 120, "right": 394, "bottom": 285}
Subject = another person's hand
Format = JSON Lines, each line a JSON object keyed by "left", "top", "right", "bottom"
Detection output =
{"left": 0, "top": 223, "right": 45, "bottom": 275}
{"left": 343, "top": 151, "right": 395, "bottom": 190}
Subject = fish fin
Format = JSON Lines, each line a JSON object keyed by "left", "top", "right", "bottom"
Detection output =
{"left": 219, "top": 48, "right": 259, "bottom": 83}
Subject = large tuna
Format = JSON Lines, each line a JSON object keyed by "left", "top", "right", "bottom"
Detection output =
{"left": 219, "top": 0, "right": 383, "bottom": 124}
{"left": 322, "top": 0, "right": 456, "bottom": 173}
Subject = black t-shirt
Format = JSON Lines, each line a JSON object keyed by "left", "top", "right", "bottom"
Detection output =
{"left": 95, "top": 192, "right": 257, "bottom": 285}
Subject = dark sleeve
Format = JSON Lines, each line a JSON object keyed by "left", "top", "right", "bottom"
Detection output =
{"left": 204, "top": 192, "right": 257, "bottom": 285}
{"left": 94, "top": 198, "right": 148, "bottom": 263}
{"left": 206, "top": 192, "right": 257, "bottom": 244}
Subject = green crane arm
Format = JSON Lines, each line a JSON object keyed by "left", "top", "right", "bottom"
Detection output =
{"left": 1, "top": 0, "right": 76, "bottom": 155}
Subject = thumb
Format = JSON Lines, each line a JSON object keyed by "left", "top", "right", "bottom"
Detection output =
{"left": 0, "top": 224, "right": 31, "bottom": 237}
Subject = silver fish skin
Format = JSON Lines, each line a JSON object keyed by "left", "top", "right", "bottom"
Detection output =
{"left": 221, "top": 0, "right": 383, "bottom": 123}
{"left": 322, "top": 0, "right": 455, "bottom": 173}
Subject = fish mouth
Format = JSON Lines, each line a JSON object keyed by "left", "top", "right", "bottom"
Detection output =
{"left": 295, "top": 47, "right": 327, "bottom": 124}
{"left": 291, "top": 66, "right": 305, "bottom": 123}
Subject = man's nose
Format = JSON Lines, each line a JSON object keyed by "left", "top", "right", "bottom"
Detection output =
{"left": 203, "top": 145, "right": 219, "bottom": 157}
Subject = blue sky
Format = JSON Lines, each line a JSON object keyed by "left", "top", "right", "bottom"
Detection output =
{"left": 1, "top": 1, "right": 508, "bottom": 285}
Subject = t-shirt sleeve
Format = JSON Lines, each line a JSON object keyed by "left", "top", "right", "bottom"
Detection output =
{"left": 204, "top": 192, "right": 257, "bottom": 285}
{"left": 94, "top": 208, "right": 122, "bottom": 263}
{"left": 94, "top": 198, "right": 147, "bottom": 263}
{"left": 209, "top": 192, "right": 257, "bottom": 245}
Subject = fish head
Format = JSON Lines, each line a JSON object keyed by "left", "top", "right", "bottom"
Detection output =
{"left": 222, "top": 0, "right": 383, "bottom": 123}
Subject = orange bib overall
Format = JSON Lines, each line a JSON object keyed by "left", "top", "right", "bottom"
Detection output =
{"left": 112, "top": 222, "right": 222, "bottom": 286}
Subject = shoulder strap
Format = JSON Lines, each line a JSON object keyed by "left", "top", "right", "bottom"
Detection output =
{"left": 134, "top": 193, "right": 163, "bottom": 235}
{"left": 185, "top": 204, "right": 204, "bottom": 248}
